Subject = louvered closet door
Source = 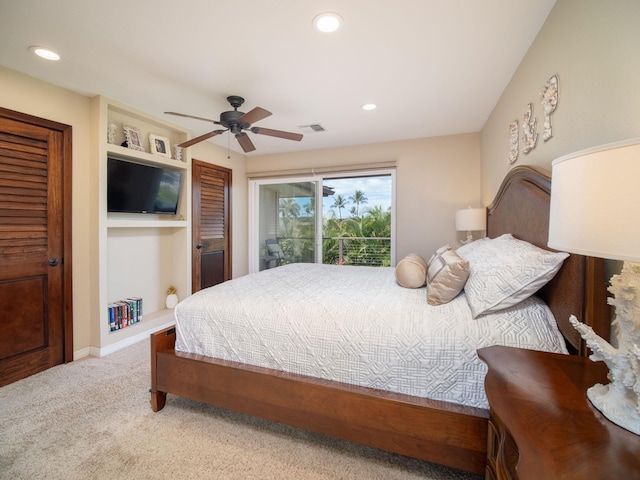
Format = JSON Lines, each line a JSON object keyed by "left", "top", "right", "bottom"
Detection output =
{"left": 0, "top": 113, "right": 69, "bottom": 386}
{"left": 192, "top": 160, "right": 232, "bottom": 292}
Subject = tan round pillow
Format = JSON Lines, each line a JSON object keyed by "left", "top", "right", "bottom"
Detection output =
{"left": 395, "top": 253, "right": 427, "bottom": 288}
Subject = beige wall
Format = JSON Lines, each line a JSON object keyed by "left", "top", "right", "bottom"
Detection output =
{"left": 0, "top": 66, "right": 95, "bottom": 352}
{"left": 480, "top": 0, "right": 638, "bottom": 336}
{"left": 19, "top": 0, "right": 633, "bottom": 353}
{"left": 481, "top": 0, "right": 640, "bottom": 203}
{"left": 0, "top": 66, "right": 252, "bottom": 354}
{"left": 248, "top": 134, "right": 482, "bottom": 261}
{"left": 5, "top": 0, "right": 633, "bottom": 355}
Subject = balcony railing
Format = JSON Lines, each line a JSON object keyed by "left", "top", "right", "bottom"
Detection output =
{"left": 271, "top": 236, "right": 391, "bottom": 267}
{"left": 326, "top": 236, "right": 391, "bottom": 266}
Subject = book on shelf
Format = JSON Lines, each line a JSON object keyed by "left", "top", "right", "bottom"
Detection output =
{"left": 108, "top": 297, "right": 143, "bottom": 331}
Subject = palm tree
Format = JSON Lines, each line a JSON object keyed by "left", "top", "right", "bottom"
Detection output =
{"left": 349, "top": 190, "right": 368, "bottom": 217}
{"left": 303, "top": 197, "right": 315, "bottom": 217}
{"left": 330, "top": 194, "right": 348, "bottom": 220}
{"left": 279, "top": 197, "right": 300, "bottom": 218}
{"left": 363, "top": 205, "right": 391, "bottom": 236}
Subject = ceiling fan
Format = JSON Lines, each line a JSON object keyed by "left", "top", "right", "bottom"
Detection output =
{"left": 165, "top": 95, "right": 303, "bottom": 153}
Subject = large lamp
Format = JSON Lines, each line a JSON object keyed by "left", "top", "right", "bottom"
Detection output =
{"left": 548, "top": 138, "right": 640, "bottom": 435}
{"left": 455, "top": 207, "right": 486, "bottom": 243}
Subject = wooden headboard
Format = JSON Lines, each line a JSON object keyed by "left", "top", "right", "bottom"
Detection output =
{"left": 486, "top": 166, "right": 609, "bottom": 355}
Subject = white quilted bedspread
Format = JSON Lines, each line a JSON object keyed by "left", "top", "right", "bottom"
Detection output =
{"left": 174, "top": 263, "right": 568, "bottom": 409}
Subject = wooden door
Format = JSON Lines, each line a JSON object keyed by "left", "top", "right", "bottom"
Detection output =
{"left": 192, "top": 160, "right": 231, "bottom": 292}
{"left": 0, "top": 107, "right": 73, "bottom": 387}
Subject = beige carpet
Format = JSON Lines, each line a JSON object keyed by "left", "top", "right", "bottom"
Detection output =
{"left": 0, "top": 340, "right": 482, "bottom": 480}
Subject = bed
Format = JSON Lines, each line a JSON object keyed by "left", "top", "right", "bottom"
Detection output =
{"left": 150, "top": 166, "right": 609, "bottom": 474}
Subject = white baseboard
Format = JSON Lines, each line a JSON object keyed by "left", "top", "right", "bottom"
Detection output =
{"left": 73, "top": 347, "right": 92, "bottom": 361}
{"left": 74, "top": 320, "right": 176, "bottom": 359}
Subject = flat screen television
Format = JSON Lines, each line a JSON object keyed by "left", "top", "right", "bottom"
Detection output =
{"left": 107, "top": 158, "right": 182, "bottom": 215}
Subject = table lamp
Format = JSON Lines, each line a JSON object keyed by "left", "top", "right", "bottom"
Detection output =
{"left": 455, "top": 207, "right": 486, "bottom": 244}
{"left": 548, "top": 138, "right": 640, "bottom": 435}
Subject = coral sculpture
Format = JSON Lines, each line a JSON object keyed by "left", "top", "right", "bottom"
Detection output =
{"left": 570, "top": 261, "right": 640, "bottom": 435}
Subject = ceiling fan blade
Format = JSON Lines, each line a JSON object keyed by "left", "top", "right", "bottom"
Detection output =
{"left": 238, "top": 107, "right": 272, "bottom": 125}
{"left": 178, "top": 129, "right": 227, "bottom": 148}
{"left": 250, "top": 127, "right": 303, "bottom": 141}
{"left": 235, "top": 132, "right": 256, "bottom": 152}
{"left": 165, "top": 111, "right": 219, "bottom": 123}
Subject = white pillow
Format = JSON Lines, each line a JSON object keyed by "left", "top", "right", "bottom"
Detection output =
{"left": 395, "top": 253, "right": 427, "bottom": 288}
{"left": 426, "top": 245, "right": 469, "bottom": 305}
{"left": 463, "top": 234, "right": 569, "bottom": 317}
{"left": 456, "top": 237, "right": 490, "bottom": 259}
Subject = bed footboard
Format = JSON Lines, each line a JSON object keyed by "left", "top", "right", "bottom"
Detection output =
{"left": 150, "top": 326, "right": 175, "bottom": 412}
{"left": 150, "top": 326, "right": 489, "bottom": 474}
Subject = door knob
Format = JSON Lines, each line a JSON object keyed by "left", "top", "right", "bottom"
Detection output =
{"left": 196, "top": 244, "right": 203, "bottom": 250}
{"left": 48, "top": 258, "right": 60, "bottom": 266}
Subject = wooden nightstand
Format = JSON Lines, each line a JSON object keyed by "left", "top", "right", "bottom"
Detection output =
{"left": 478, "top": 345, "right": 640, "bottom": 480}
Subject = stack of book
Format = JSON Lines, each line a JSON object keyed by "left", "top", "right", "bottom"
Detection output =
{"left": 108, "top": 297, "right": 142, "bottom": 331}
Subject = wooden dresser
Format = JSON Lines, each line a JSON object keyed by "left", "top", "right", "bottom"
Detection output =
{"left": 478, "top": 345, "right": 640, "bottom": 480}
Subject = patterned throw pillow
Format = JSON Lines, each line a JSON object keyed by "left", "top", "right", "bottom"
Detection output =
{"left": 426, "top": 245, "right": 470, "bottom": 305}
{"left": 462, "top": 234, "right": 569, "bottom": 318}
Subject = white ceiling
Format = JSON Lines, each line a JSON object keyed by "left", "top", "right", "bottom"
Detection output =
{"left": 0, "top": 0, "right": 556, "bottom": 156}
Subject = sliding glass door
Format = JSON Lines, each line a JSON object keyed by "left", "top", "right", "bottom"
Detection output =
{"left": 249, "top": 169, "right": 395, "bottom": 273}
{"left": 252, "top": 179, "right": 318, "bottom": 272}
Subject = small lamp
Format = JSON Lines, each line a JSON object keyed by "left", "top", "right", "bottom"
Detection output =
{"left": 455, "top": 207, "right": 486, "bottom": 243}
{"left": 548, "top": 138, "right": 640, "bottom": 435}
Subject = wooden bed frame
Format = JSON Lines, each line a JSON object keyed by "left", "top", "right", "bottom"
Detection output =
{"left": 150, "top": 166, "right": 609, "bottom": 474}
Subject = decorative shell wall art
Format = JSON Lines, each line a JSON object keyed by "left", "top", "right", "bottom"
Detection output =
{"left": 508, "top": 120, "right": 519, "bottom": 164}
{"left": 507, "top": 74, "right": 559, "bottom": 163}
{"left": 541, "top": 74, "right": 559, "bottom": 142}
{"left": 521, "top": 103, "right": 538, "bottom": 154}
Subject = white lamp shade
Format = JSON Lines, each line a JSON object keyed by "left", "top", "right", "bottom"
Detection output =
{"left": 455, "top": 207, "right": 486, "bottom": 231}
{"left": 548, "top": 138, "right": 640, "bottom": 262}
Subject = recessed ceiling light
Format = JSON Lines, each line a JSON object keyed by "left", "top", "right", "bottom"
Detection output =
{"left": 29, "top": 46, "right": 60, "bottom": 61}
{"left": 361, "top": 103, "right": 377, "bottom": 111}
{"left": 312, "top": 12, "right": 343, "bottom": 33}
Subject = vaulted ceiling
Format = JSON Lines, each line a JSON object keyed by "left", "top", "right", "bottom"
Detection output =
{"left": 0, "top": 0, "right": 556, "bottom": 155}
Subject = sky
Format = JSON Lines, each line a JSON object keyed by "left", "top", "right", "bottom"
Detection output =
{"left": 322, "top": 175, "right": 392, "bottom": 218}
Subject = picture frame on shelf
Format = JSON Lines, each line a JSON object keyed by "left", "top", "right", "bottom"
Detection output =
{"left": 123, "top": 125, "right": 144, "bottom": 152}
{"left": 149, "top": 134, "right": 171, "bottom": 158}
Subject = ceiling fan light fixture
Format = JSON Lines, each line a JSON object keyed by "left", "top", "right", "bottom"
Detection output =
{"left": 313, "top": 12, "right": 343, "bottom": 33}
{"left": 29, "top": 46, "right": 60, "bottom": 61}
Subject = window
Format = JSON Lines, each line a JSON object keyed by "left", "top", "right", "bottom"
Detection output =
{"left": 322, "top": 175, "right": 393, "bottom": 266}
{"left": 249, "top": 169, "right": 395, "bottom": 272}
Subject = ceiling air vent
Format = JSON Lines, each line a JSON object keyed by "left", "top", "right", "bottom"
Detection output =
{"left": 299, "top": 124, "right": 326, "bottom": 133}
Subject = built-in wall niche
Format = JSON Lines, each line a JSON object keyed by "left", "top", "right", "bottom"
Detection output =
{"left": 107, "top": 105, "right": 186, "bottom": 159}
{"left": 107, "top": 227, "right": 184, "bottom": 313}
{"left": 93, "top": 95, "right": 192, "bottom": 354}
